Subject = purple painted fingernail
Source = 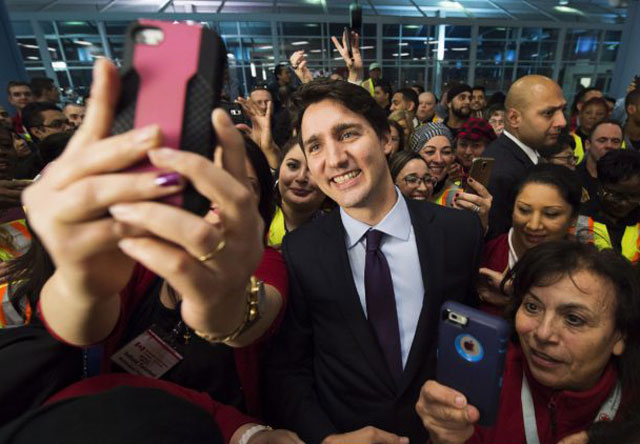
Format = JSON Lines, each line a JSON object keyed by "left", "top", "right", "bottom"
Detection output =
{"left": 155, "top": 172, "right": 182, "bottom": 187}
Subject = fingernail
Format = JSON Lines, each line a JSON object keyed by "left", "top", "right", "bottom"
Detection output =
{"left": 400, "top": 438, "right": 410, "bottom": 444}
{"left": 455, "top": 395, "right": 466, "bottom": 407}
{"left": 468, "top": 178, "right": 475, "bottom": 182}
{"left": 155, "top": 172, "right": 182, "bottom": 187}
{"left": 135, "top": 125, "right": 159, "bottom": 144}
{"left": 148, "top": 148, "right": 178, "bottom": 162}
{"left": 109, "top": 204, "right": 134, "bottom": 219}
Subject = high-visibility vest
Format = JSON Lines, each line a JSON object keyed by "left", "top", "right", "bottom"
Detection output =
{"left": 267, "top": 206, "right": 286, "bottom": 250}
{"left": 0, "top": 281, "right": 31, "bottom": 328}
{"left": 572, "top": 133, "right": 585, "bottom": 165}
{"left": 361, "top": 78, "right": 375, "bottom": 97}
{"left": 0, "top": 219, "right": 32, "bottom": 262}
{"left": 571, "top": 215, "right": 640, "bottom": 263}
{"left": 431, "top": 184, "right": 459, "bottom": 208}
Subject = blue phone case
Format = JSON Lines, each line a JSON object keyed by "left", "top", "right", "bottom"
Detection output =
{"left": 436, "top": 301, "right": 510, "bottom": 426}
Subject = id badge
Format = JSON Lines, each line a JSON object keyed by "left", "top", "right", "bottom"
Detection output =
{"left": 111, "top": 328, "right": 183, "bottom": 379}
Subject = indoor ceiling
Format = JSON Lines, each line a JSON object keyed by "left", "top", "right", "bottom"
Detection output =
{"left": 5, "top": 0, "right": 630, "bottom": 23}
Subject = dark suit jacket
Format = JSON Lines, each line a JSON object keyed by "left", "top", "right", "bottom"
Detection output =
{"left": 483, "top": 134, "right": 536, "bottom": 239}
{"left": 264, "top": 199, "right": 484, "bottom": 443}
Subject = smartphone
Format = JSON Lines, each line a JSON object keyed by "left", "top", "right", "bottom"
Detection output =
{"left": 464, "top": 157, "right": 494, "bottom": 195}
{"left": 345, "top": 2, "right": 362, "bottom": 58}
{"left": 111, "top": 19, "right": 226, "bottom": 216}
{"left": 220, "top": 101, "right": 247, "bottom": 126}
{"left": 436, "top": 301, "right": 509, "bottom": 426}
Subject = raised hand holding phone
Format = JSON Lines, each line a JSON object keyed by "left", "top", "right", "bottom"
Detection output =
{"left": 331, "top": 29, "right": 363, "bottom": 84}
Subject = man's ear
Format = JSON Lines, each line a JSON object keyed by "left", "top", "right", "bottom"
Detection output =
{"left": 408, "top": 102, "right": 416, "bottom": 112}
{"left": 627, "top": 104, "right": 637, "bottom": 116}
{"left": 506, "top": 108, "right": 521, "bottom": 130}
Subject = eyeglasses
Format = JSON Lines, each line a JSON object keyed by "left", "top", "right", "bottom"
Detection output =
{"left": 600, "top": 188, "right": 640, "bottom": 205}
{"left": 550, "top": 154, "right": 578, "bottom": 164}
{"left": 403, "top": 174, "right": 437, "bottom": 187}
{"left": 41, "top": 119, "right": 71, "bottom": 129}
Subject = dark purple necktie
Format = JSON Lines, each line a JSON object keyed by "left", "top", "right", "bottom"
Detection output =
{"left": 364, "top": 229, "right": 403, "bottom": 378}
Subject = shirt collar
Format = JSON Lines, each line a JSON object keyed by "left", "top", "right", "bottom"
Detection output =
{"left": 341, "top": 188, "right": 412, "bottom": 249}
{"left": 503, "top": 130, "right": 540, "bottom": 164}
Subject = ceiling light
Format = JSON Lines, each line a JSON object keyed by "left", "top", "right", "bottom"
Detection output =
{"left": 334, "top": 56, "right": 343, "bottom": 60}
{"left": 310, "top": 49, "right": 323, "bottom": 53}
{"left": 438, "top": 1, "right": 463, "bottom": 10}
{"left": 52, "top": 61, "right": 67, "bottom": 70}
{"left": 73, "top": 40, "right": 92, "bottom": 46}
{"left": 360, "top": 46, "right": 374, "bottom": 50}
{"left": 392, "top": 52, "right": 410, "bottom": 56}
{"left": 291, "top": 41, "right": 309, "bottom": 46}
{"left": 227, "top": 53, "right": 236, "bottom": 59}
{"left": 451, "top": 47, "right": 468, "bottom": 51}
{"left": 399, "top": 42, "right": 408, "bottom": 46}
{"left": 258, "top": 45, "right": 273, "bottom": 49}
{"left": 558, "top": 0, "right": 569, "bottom": 4}
{"left": 554, "top": 5, "right": 583, "bottom": 13}
{"left": 405, "top": 25, "right": 420, "bottom": 29}
{"left": 19, "top": 43, "right": 39, "bottom": 49}
{"left": 27, "top": 56, "right": 39, "bottom": 60}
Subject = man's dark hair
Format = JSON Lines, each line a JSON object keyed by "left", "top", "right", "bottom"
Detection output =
{"left": 598, "top": 149, "right": 640, "bottom": 185}
{"left": 412, "top": 83, "right": 425, "bottom": 94}
{"left": 589, "top": 119, "right": 623, "bottom": 142}
{"left": 484, "top": 103, "right": 506, "bottom": 120}
{"left": 374, "top": 80, "right": 392, "bottom": 98}
{"left": 274, "top": 64, "right": 288, "bottom": 79}
{"left": 625, "top": 89, "right": 640, "bottom": 112}
{"left": 487, "top": 91, "right": 506, "bottom": 107}
{"left": 571, "top": 86, "right": 601, "bottom": 115}
{"left": 505, "top": 240, "right": 640, "bottom": 401}
{"left": 387, "top": 119, "right": 405, "bottom": 152}
{"left": 22, "top": 102, "right": 61, "bottom": 138}
{"left": 472, "top": 85, "right": 486, "bottom": 94}
{"left": 397, "top": 88, "right": 419, "bottom": 111}
{"left": 604, "top": 96, "right": 616, "bottom": 106}
{"left": 581, "top": 96, "right": 608, "bottom": 114}
{"left": 243, "top": 136, "right": 275, "bottom": 238}
{"left": 292, "top": 78, "right": 389, "bottom": 149}
{"left": 30, "top": 77, "right": 56, "bottom": 99}
{"left": 6, "top": 81, "right": 30, "bottom": 95}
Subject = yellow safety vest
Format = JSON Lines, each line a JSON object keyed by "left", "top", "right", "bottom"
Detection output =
{"left": 361, "top": 78, "right": 375, "bottom": 97}
{"left": 267, "top": 206, "right": 286, "bottom": 250}
{"left": 572, "top": 133, "right": 585, "bottom": 165}
{"left": 571, "top": 215, "right": 640, "bottom": 263}
{"left": 0, "top": 219, "right": 32, "bottom": 262}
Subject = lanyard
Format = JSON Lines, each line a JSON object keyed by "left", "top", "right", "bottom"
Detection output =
{"left": 521, "top": 371, "right": 621, "bottom": 444}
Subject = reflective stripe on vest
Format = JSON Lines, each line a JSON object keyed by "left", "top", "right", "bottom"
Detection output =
{"left": 573, "top": 215, "right": 640, "bottom": 263}
{"left": 361, "top": 79, "right": 375, "bottom": 97}
{"left": 572, "top": 133, "right": 585, "bottom": 165}
{"left": 0, "top": 219, "right": 32, "bottom": 262}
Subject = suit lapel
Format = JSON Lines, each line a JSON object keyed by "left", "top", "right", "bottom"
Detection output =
{"left": 501, "top": 134, "right": 535, "bottom": 167}
{"left": 322, "top": 210, "right": 398, "bottom": 394}
{"left": 398, "top": 201, "right": 444, "bottom": 395}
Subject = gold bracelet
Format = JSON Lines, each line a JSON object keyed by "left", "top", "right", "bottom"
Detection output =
{"left": 194, "top": 276, "right": 263, "bottom": 344}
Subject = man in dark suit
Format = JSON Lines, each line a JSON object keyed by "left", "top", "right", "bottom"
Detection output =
{"left": 483, "top": 75, "right": 567, "bottom": 239}
{"left": 265, "top": 79, "right": 484, "bottom": 443}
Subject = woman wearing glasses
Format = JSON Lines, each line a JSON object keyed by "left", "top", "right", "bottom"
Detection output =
{"left": 575, "top": 150, "right": 640, "bottom": 264}
{"left": 388, "top": 151, "right": 436, "bottom": 201}
{"left": 542, "top": 131, "right": 579, "bottom": 171}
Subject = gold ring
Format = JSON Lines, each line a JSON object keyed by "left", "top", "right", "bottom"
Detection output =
{"left": 197, "top": 239, "right": 226, "bottom": 262}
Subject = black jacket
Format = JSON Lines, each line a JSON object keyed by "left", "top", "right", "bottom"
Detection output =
{"left": 264, "top": 199, "right": 484, "bottom": 443}
{"left": 483, "top": 134, "right": 537, "bottom": 239}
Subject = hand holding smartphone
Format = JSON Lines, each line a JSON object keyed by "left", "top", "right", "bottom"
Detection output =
{"left": 436, "top": 301, "right": 509, "bottom": 426}
{"left": 463, "top": 157, "right": 494, "bottom": 195}
{"left": 111, "top": 20, "right": 226, "bottom": 215}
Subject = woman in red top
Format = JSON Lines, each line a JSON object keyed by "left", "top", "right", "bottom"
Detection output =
{"left": 478, "top": 164, "right": 582, "bottom": 310}
{"left": 18, "top": 60, "right": 300, "bottom": 444}
{"left": 417, "top": 241, "right": 640, "bottom": 444}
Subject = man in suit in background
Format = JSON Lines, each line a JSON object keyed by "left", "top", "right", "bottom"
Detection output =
{"left": 265, "top": 79, "right": 484, "bottom": 443}
{"left": 483, "top": 75, "right": 567, "bottom": 239}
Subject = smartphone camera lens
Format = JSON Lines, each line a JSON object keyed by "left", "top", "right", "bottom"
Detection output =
{"left": 134, "top": 27, "right": 165, "bottom": 46}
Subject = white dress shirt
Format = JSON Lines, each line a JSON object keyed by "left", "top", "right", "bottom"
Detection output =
{"left": 503, "top": 130, "right": 541, "bottom": 164}
{"left": 340, "top": 190, "right": 425, "bottom": 368}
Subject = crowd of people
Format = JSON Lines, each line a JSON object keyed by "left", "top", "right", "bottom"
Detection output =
{"left": 0, "top": 27, "right": 639, "bottom": 444}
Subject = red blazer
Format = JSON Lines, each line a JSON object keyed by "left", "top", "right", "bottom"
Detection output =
{"left": 480, "top": 232, "right": 509, "bottom": 274}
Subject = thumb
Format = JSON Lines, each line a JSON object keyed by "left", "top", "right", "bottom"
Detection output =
{"left": 556, "top": 432, "right": 588, "bottom": 444}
